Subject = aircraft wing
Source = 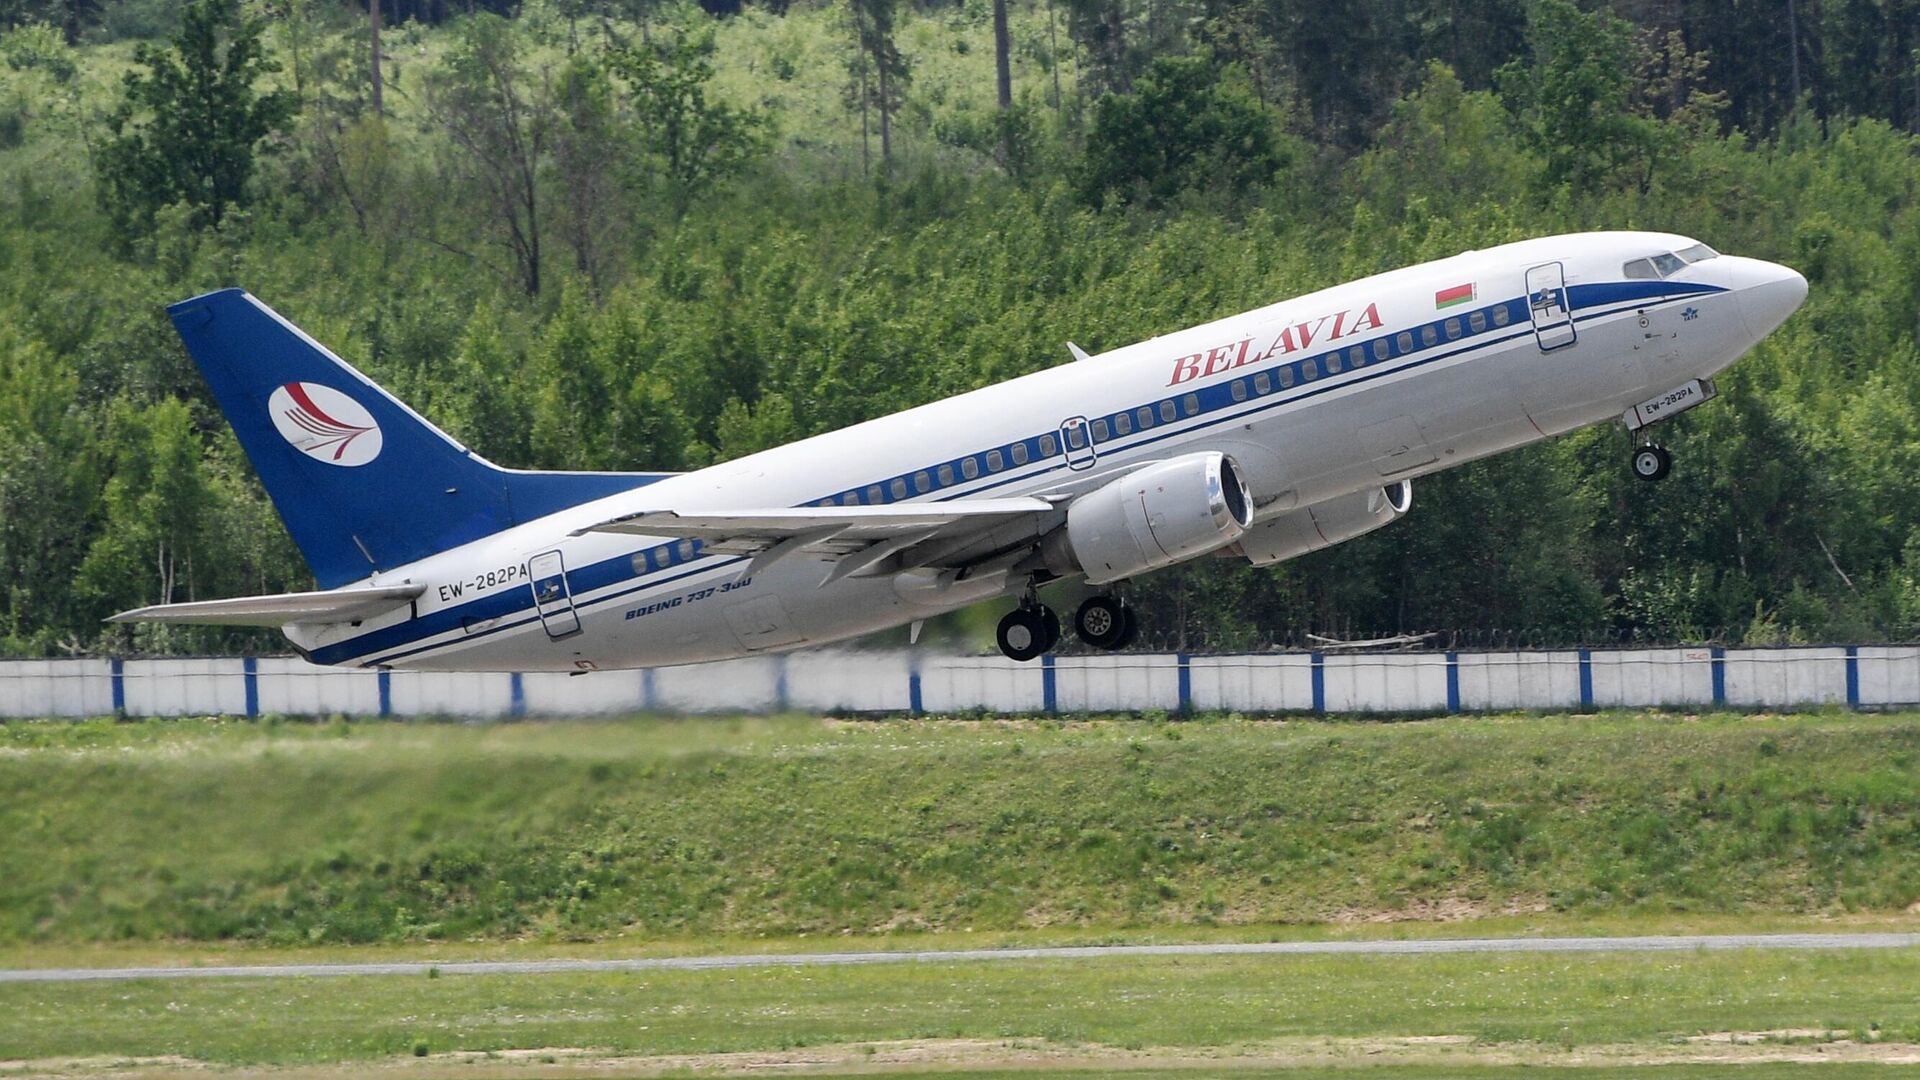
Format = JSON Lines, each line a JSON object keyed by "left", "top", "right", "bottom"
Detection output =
{"left": 109, "top": 584, "right": 426, "bottom": 627}
{"left": 573, "top": 498, "right": 1062, "bottom": 582}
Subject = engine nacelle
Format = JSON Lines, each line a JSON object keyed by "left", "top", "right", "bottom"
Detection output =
{"left": 1047, "top": 452, "right": 1254, "bottom": 584}
{"left": 1229, "top": 480, "right": 1411, "bottom": 566}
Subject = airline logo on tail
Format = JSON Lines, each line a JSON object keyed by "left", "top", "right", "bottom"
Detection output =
{"left": 268, "top": 382, "right": 383, "bottom": 466}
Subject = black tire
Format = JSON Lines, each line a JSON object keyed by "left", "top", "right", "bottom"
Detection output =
{"left": 997, "top": 607, "right": 1049, "bottom": 662}
{"left": 1112, "top": 605, "right": 1139, "bottom": 650}
{"left": 1075, "top": 595, "right": 1129, "bottom": 650}
{"left": 1632, "top": 444, "right": 1672, "bottom": 482}
{"left": 1039, "top": 604, "right": 1061, "bottom": 652}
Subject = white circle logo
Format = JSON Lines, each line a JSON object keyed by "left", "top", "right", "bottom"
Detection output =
{"left": 267, "top": 382, "right": 383, "bottom": 467}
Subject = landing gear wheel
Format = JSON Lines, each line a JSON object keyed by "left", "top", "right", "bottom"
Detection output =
{"left": 1075, "top": 595, "right": 1131, "bottom": 650}
{"left": 1632, "top": 444, "right": 1672, "bottom": 482}
{"left": 997, "top": 606, "right": 1056, "bottom": 662}
{"left": 1112, "top": 605, "right": 1140, "bottom": 650}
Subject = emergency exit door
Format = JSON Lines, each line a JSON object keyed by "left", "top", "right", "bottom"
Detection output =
{"left": 527, "top": 550, "right": 582, "bottom": 639}
{"left": 1525, "top": 262, "right": 1577, "bottom": 352}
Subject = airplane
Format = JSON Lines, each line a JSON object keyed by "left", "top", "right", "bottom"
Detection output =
{"left": 113, "top": 231, "right": 1808, "bottom": 669}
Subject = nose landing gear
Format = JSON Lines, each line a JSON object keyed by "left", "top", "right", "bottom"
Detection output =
{"left": 1631, "top": 443, "right": 1672, "bottom": 482}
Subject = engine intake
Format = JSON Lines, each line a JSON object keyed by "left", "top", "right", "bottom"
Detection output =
{"left": 1229, "top": 480, "right": 1411, "bottom": 566}
{"left": 1047, "top": 452, "right": 1254, "bottom": 584}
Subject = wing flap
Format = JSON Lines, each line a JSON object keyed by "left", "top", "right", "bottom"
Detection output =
{"left": 109, "top": 584, "right": 425, "bottom": 627}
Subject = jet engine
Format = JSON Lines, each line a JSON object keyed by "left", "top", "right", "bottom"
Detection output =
{"left": 1228, "top": 480, "right": 1411, "bottom": 566}
{"left": 1043, "top": 452, "right": 1254, "bottom": 584}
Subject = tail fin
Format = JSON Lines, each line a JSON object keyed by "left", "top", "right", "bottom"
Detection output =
{"left": 169, "top": 289, "right": 670, "bottom": 588}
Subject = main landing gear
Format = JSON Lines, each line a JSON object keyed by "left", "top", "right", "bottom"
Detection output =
{"left": 995, "top": 587, "right": 1138, "bottom": 661}
{"left": 1631, "top": 442, "right": 1672, "bottom": 482}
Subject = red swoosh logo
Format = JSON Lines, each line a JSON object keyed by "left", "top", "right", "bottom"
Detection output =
{"left": 282, "top": 383, "right": 373, "bottom": 461}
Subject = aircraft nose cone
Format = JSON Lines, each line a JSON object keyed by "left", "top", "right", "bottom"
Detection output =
{"left": 1734, "top": 259, "right": 1808, "bottom": 342}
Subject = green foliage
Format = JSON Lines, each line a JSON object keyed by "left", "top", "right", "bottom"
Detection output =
{"left": 2, "top": 2, "right": 1919, "bottom": 654}
{"left": 1078, "top": 54, "right": 1287, "bottom": 207}
{"left": 95, "top": 0, "right": 297, "bottom": 237}
{"left": 606, "top": 29, "right": 768, "bottom": 213}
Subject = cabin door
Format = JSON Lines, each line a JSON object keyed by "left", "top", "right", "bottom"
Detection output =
{"left": 1525, "top": 262, "right": 1577, "bottom": 352}
{"left": 527, "top": 550, "right": 582, "bottom": 640}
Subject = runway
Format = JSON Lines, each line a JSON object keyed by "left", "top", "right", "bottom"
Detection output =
{"left": 4, "top": 932, "right": 1917, "bottom": 983}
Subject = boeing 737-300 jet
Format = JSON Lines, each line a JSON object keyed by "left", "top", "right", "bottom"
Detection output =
{"left": 113, "top": 231, "right": 1807, "bottom": 668}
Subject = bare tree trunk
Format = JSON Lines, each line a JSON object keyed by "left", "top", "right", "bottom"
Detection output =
{"left": 878, "top": 59, "right": 892, "bottom": 168}
{"left": 1786, "top": 0, "right": 1801, "bottom": 109}
{"left": 860, "top": 61, "right": 871, "bottom": 176}
{"left": 993, "top": 0, "right": 1011, "bottom": 111}
{"left": 370, "top": 0, "right": 385, "bottom": 118}
{"left": 1046, "top": 0, "right": 1061, "bottom": 113}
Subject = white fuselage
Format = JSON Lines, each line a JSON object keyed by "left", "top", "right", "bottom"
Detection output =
{"left": 292, "top": 231, "right": 1805, "bottom": 671}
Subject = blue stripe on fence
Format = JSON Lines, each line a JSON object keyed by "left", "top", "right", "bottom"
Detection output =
{"left": 1042, "top": 654, "right": 1057, "bottom": 713}
{"left": 1710, "top": 646, "right": 1726, "bottom": 707}
{"left": 509, "top": 673, "right": 525, "bottom": 717}
{"left": 243, "top": 657, "right": 258, "bottom": 717}
{"left": 1177, "top": 653, "right": 1192, "bottom": 713}
{"left": 775, "top": 655, "right": 789, "bottom": 712}
{"left": 1311, "top": 653, "right": 1325, "bottom": 713}
{"left": 1445, "top": 651, "right": 1460, "bottom": 712}
{"left": 377, "top": 670, "right": 392, "bottom": 717}
{"left": 909, "top": 667, "right": 923, "bottom": 714}
{"left": 110, "top": 658, "right": 124, "bottom": 714}
{"left": 1578, "top": 649, "right": 1593, "bottom": 708}
{"left": 1846, "top": 646, "right": 1860, "bottom": 708}
{"left": 641, "top": 667, "right": 656, "bottom": 710}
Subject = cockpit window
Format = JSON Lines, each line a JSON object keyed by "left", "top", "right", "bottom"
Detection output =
{"left": 1676, "top": 242, "right": 1719, "bottom": 263}
{"left": 1623, "top": 250, "right": 1697, "bottom": 280}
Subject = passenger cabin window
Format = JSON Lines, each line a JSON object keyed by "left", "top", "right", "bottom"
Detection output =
{"left": 1492, "top": 305, "right": 1511, "bottom": 326}
{"left": 1115, "top": 412, "right": 1132, "bottom": 434}
{"left": 961, "top": 458, "right": 978, "bottom": 480}
{"left": 631, "top": 552, "right": 650, "bottom": 574}
{"left": 1065, "top": 424, "right": 1087, "bottom": 450}
{"left": 1349, "top": 344, "right": 1366, "bottom": 367}
{"left": 677, "top": 539, "right": 695, "bottom": 561}
{"left": 1372, "top": 339, "right": 1389, "bottom": 361}
{"left": 986, "top": 449, "right": 1004, "bottom": 471}
{"left": 843, "top": 492, "right": 859, "bottom": 505}
{"left": 1325, "top": 352, "right": 1342, "bottom": 374}
{"left": 1160, "top": 400, "right": 1177, "bottom": 422}
{"left": 1301, "top": 358, "right": 1318, "bottom": 381}
{"left": 937, "top": 464, "right": 954, "bottom": 487}
{"left": 1397, "top": 331, "right": 1414, "bottom": 353}
{"left": 913, "top": 471, "right": 931, "bottom": 493}
{"left": 890, "top": 478, "right": 908, "bottom": 499}
{"left": 1182, "top": 393, "right": 1199, "bottom": 416}
{"left": 1444, "top": 317, "right": 1461, "bottom": 340}
{"left": 1011, "top": 442, "right": 1030, "bottom": 465}
{"left": 867, "top": 485, "right": 883, "bottom": 504}
{"left": 1137, "top": 406, "right": 1154, "bottom": 429}
{"left": 1091, "top": 417, "right": 1110, "bottom": 441}
{"left": 1421, "top": 325, "right": 1438, "bottom": 347}
{"left": 1469, "top": 311, "right": 1487, "bottom": 332}
{"left": 1254, "top": 371, "right": 1272, "bottom": 394}
{"left": 1230, "top": 380, "right": 1247, "bottom": 401}
{"left": 1040, "top": 433, "right": 1058, "bottom": 456}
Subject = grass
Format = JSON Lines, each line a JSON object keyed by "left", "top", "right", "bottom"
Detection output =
{"left": 5, "top": 948, "right": 1920, "bottom": 1068}
{"left": 3, "top": 710, "right": 1920, "bottom": 947}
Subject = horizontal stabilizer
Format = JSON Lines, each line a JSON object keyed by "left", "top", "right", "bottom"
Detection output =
{"left": 109, "top": 584, "right": 425, "bottom": 627}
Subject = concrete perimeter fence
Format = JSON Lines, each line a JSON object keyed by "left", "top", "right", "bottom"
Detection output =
{"left": 2, "top": 646, "right": 1918, "bottom": 719}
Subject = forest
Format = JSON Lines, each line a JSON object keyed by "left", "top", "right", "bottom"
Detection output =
{"left": 0, "top": 0, "right": 1917, "bottom": 656}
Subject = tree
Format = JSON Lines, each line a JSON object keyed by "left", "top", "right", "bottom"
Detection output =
{"left": 1494, "top": 0, "right": 1660, "bottom": 191}
{"left": 1077, "top": 54, "right": 1288, "bottom": 207}
{"left": 95, "top": 0, "right": 296, "bottom": 238}
{"left": 425, "top": 14, "right": 550, "bottom": 297}
{"left": 844, "top": 0, "right": 908, "bottom": 172}
{"left": 607, "top": 30, "right": 766, "bottom": 215}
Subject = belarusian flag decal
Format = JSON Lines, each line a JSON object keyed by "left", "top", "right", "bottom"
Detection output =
{"left": 1435, "top": 282, "right": 1475, "bottom": 309}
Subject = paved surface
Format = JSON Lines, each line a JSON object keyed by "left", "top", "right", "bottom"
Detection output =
{"left": 4, "top": 933, "right": 1918, "bottom": 983}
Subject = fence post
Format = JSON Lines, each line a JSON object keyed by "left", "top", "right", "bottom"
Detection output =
{"left": 1445, "top": 650, "right": 1460, "bottom": 713}
{"left": 1846, "top": 646, "right": 1860, "bottom": 709}
{"left": 1176, "top": 652, "right": 1192, "bottom": 714}
{"left": 243, "top": 657, "right": 259, "bottom": 718}
{"left": 1310, "top": 652, "right": 1325, "bottom": 714}
{"left": 509, "top": 672, "right": 525, "bottom": 717}
{"left": 377, "top": 670, "right": 392, "bottom": 718}
{"left": 110, "top": 657, "right": 125, "bottom": 716}
{"left": 1710, "top": 646, "right": 1726, "bottom": 707}
{"left": 1578, "top": 649, "right": 1593, "bottom": 709}
{"left": 1041, "top": 654, "right": 1057, "bottom": 714}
